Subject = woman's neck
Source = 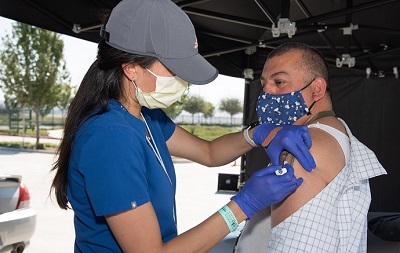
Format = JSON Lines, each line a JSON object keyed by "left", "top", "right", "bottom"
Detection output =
{"left": 119, "top": 97, "right": 142, "bottom": 119}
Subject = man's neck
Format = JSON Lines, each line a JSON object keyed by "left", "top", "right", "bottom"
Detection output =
{"left": 297, "top": 100, "right": 333, "bottom": 125}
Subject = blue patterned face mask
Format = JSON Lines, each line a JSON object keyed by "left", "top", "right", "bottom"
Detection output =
{"left": 256, "top": 80, "right": 315, "bottom": 125}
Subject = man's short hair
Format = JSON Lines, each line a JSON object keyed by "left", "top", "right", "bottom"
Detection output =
{"left": 267, "top": 42, "right": 330, "bottom": 91}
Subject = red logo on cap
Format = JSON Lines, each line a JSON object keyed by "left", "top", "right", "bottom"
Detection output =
{"left": 194, "top": 37, "right": 198, "bottom": 49}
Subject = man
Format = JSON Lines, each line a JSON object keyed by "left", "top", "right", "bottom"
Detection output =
{"left": 234, "top": 42, "right": 386, "bottom": 253}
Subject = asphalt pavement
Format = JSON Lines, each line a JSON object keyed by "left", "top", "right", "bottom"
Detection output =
{"left": 0, "top": 131, "right": 241, "bottom": 252}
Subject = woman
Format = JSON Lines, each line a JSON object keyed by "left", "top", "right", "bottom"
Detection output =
{"left": 50, "top": 0, "right": 315, "bottom": 252}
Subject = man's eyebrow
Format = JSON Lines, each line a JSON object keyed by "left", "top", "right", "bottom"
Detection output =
{"left": 270, "top": 71, "right": 289, "bottom": 79}
{"left": 261, "top": 71, "right": 289, "bottom": 82}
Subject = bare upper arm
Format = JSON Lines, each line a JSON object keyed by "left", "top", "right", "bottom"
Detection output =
{"left": 271, "top": 126, "right": 346, "bottom": 227}
{"left": 105, "top": 202, "right": 163, "bottom": 253}
{"left": 294, "top": 127, "right": 346, "bottom": 183}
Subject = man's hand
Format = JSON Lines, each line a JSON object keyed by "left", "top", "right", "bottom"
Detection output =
{"left": 253, "top": 124, "right": 316, "bottom": 171}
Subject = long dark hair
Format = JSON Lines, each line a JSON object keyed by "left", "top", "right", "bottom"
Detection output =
{"left": 50, "top": 39, "right": 156, "bottom": 209}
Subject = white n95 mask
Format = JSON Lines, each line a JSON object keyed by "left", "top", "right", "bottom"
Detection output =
{"left": 133, "top": 69, "right": 189, "bottom": 109}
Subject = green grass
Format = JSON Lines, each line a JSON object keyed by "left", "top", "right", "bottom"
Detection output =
{"left": 0, "top": 128, "right": 56, "bottom": 150}
{"left": 0, "top": 128, "right": 49, "bottom": 136}
{"left": 180, "top": 125, "right": 240, "bottom": 141}
{"left": 0, "top": 141, "right": 58, "bottom": 150}
{"left": 0, "top": 125, "right": 239, "bottom": 150}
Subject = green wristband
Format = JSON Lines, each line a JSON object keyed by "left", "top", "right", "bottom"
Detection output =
{"left": 218, "top": 205, "right": 239, "bottom": 232}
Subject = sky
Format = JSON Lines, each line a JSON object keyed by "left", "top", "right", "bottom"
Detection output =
{"left": 0, "top": 17, "right": 245, "bottom": 116}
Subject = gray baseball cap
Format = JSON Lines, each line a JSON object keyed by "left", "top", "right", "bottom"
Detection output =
{"left": 101, "top": 0, "right": 218, "bottom": 85}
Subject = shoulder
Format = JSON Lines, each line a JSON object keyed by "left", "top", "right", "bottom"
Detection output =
{"left": 143, "top": 108, "right": 173, "bottom": 125}
{"left": 303, "top": 120, "right": 347, "bottom": 182}
{"left": 76, "top": 111, "right": 146, "bottom": 153}
{"left": 308, "top": 116, "right": 348, "bottom": 136}
{"left": 309, "top": 127, "right": 343, "bottom": 159}
{"left": 142, "top": 108, "right": 176, "bottom": 138}
{"left": 143, "top": 107, "right": 165, "bottom": 118}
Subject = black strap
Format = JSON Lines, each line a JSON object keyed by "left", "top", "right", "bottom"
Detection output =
{"left": 307, "top": 110, "right": 336, "bottom": 124}
{"left": 100, "top": 26, "right": 110, "bottom": 42}
{"left": 242, "top": 121, "right": 260, "bottom": 131}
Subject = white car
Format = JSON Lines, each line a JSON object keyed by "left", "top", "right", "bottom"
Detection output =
{"left": 0, "top": 175, "right": 36, "bottom": 253}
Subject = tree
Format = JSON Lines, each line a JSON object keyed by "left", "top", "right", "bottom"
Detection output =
{"left": 39, "top": 105, "right": 53, "bottom": 122}
{"left": 219, "top": 97, "right": 243, "bottom": 126}
{"left": 57, "top": 84, "right": 74, "bottom": 125}
{"left": 203, "top": 102, "right": 215, "bottom": 124}
{"left": 0, "top": 22, "right": 69, "bottom": 147}
{"left": 162, "top": 93, "right": 188, "bottom": 120}
{"left": 4, "top": 94, "right": 18, "bottom": 110}
{"left": 182, "top": 95, "right": 205, "bottom": 124}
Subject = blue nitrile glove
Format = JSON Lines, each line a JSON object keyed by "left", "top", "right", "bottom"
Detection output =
{"left": 231, "top": 163, "right": 302, "bottom": 219}
{"left": 253, "top": 124, "right": 316, "bottom": 172}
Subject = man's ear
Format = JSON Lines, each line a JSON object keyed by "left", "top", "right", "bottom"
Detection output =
{"left": 312, "top": 77, "right": 327, "bottom": 101}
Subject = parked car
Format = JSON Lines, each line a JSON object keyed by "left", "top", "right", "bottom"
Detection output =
{"left": 0, "top": 175, "right": 36, "bottom": 253}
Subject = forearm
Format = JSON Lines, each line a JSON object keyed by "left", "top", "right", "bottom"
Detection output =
{"left": 205, "top": 131, "right": 254, "bottom": 167}
{"left": 108, "top": 201, "right": 246, "bottom": 253}
{"left": 109, "top": 163, "right": 299, "bottom": 253}
{"left": 164, "top": 201, "right": 246, "bottom": 253}
{"left": 168, "top": 125, "right": 254, "bottom": 167}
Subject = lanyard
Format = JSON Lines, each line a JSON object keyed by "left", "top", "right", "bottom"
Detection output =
{"left": 141, "top": 113, "right": 172, "bottom": 185}
{"left": 141, "top": 113, "right": 176, "bottom": 225}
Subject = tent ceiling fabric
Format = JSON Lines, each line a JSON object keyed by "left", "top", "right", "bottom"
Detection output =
{"left": 1, "top": 0, "right": 400, "bottom": 80}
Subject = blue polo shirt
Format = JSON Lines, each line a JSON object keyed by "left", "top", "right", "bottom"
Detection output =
{"left": 67, "top": 99, "right": 176, "bottom": 252}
